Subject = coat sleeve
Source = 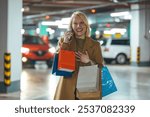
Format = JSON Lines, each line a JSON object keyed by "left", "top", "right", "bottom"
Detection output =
{"left": 93, "top": 42, "right": 104, "bottom": 67}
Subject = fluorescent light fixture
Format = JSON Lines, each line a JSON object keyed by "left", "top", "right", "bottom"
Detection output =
{"left": 123, "top": 14, "right": 132, "bottom": 20}
{"left": 58, "top": 24, "right": 68, "bottom": 29}
{"left": 41, "top": 17, "right": 70, "bottom": 27}
{"left": 110, "top": 11, "right": 130, "bottom": 17}
{"left": 41, "top": 21, "right": 58, "bottom": 26}
{"left": 41, "top": 20, "right": 65, "bottom": 26}
{"left": 55, "top": 20, "right": 61, "bottom": 25}
{"left": 113, "top": 0, "right": 118, "bottom": 3}
{"left": 61, "top": 17, "right": 70, "bottom": 25}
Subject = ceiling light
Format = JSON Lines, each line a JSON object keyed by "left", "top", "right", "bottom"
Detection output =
{"left": 110, "top": 11, "right": 130, "bottom": 17}
{"left": 58, "top": 24, "right": 68, "bottom": 29}
{"left": 91, "top": 9, "right": 96, "bottom": 13}
{"left": 41, "top": 21, "right": 58, "bottom": 26}
{"left": 61, "top": 17, "right": 70, "bottom": 25}
{"left": 45, "top": 16, "right": 50, "bottom": 20}
{"left": 41, "top": 17, "right": 70, "bottom": 27}
{"left": 113, "top": 0, "right": 118, "bottom": 3}
{"left": 123, "top": 14, "right": 132, "bottom": 20}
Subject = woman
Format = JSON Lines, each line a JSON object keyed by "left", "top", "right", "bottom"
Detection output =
{"left": 54, "top": 11, "right": 103, "bottom": 100}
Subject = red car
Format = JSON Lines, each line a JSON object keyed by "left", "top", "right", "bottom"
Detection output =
{"left": 21, "top": 35, "right": 55, "bottom": 67}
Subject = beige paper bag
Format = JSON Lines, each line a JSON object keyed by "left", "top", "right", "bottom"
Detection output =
{"left": 76, "top": 65, "right": 102, "bottom": 100}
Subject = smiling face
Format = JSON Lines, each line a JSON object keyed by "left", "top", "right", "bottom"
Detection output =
{"left": 72, "top": 15, "right": 87, "bottom": 39}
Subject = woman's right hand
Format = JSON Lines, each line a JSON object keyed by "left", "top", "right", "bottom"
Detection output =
{"left": 63, "top": 31, "right": 73, "bottom": 43}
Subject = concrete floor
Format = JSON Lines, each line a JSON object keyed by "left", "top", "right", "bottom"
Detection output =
{"left": 0, "top": 65, "right": 150, "bottom": 100}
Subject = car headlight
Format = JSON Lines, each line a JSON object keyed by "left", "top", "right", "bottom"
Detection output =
{"left": 49, "top": 47, "right": 56, "bottom": 53}
{"left": 21, "top": 47, "right": 30, "bottom": 54}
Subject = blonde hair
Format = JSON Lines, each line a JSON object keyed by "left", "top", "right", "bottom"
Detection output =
{"left": 68, "top": 11, "right": 90, "bottom": 37}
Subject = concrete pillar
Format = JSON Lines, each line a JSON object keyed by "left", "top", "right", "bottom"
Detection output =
{"left": 0, "top": 0, "right": 22, "bottom": 92}
{"left": 130, "top": 4, "right": 150, "bottom": 66}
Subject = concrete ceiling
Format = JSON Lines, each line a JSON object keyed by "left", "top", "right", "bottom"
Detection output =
{"left": 23, "top": 0, "right": 150, "bottom": 22}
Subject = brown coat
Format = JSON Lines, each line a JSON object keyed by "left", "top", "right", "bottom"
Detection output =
{"left": 54, "top": 36, "right": 103, "bottom": 100}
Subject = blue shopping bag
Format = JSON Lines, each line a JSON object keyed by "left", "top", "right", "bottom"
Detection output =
{"left": 102, "top": 66, "right": 117, "bottom": 97}
{"left": 51, "top": 54, "right": 73, "bottom": 77}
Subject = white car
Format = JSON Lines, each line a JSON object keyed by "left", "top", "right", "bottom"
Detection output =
{"left": 99, "top": 38, "right": 130, "bottom": 64}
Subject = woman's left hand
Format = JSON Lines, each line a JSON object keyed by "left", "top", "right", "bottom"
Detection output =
{"left": 75, "top": 51, "right": 90, "bottom": 63}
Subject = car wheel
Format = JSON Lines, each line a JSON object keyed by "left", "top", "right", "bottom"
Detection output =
{"left": 116, "top": 54, "right": 127, "bottom": 64}
{"left": 46, "top": 59, "right": 53, "bottom": 68}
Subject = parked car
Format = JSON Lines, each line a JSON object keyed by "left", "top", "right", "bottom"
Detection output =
{"left": 21, "top": 35, "right": 55, "bottom": 68}
{"left": 99, "top": 38, "right": 130, "bottom": 64}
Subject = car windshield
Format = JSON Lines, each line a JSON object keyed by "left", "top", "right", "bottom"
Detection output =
{"left": 23, "top": 36, "right": 45, "bottom": 45}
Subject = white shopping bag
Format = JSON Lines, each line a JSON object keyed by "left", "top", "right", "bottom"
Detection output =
{"left": 77, "top": 65, "right": 100, "bottom": 92}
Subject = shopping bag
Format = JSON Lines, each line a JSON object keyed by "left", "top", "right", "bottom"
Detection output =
{"left": 77, "top": 65, "right": 99, "bottom": 92}
{"left": 102, "top": 66, "right": 117, "bottom": 97}
{"left": 51, "top": 54, "right": 73, "bottom": 77}
{"left": 76, "top": 65, "right": 101, "bottom": 99}
{"left": 58, "top": 49, "right": 75, "bottom": 72}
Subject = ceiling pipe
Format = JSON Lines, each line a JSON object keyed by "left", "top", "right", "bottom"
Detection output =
{"left": 23, "top": 2, "right": 128, "bottom": 20}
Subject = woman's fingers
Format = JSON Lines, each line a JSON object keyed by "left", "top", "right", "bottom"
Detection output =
{"left": 75, "top": 51, "right": 87, "bottom": 58}
{"left": 76, "top": 55, "right": 80, "bottom": 59}
{"left": 75, "top": 51, "right": 90, "bottom": 63}
{"left": 75, "top": 52, "right": 81, "bottom": 56}
{"left": 75, "top": 52, "right": 81, "bottom": 59}
{"left": 78, "top": 51, "right": 83, "bottom": 56}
